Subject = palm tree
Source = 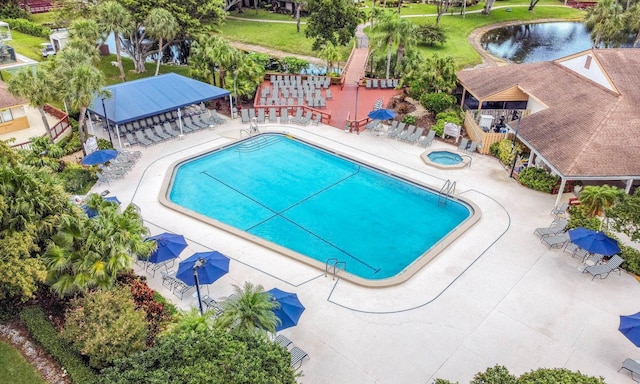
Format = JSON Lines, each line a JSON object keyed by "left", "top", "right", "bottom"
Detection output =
{"left": 97, "top": 1, "right": 133, "bottom": 82}
{"left": 394, "top": 19, "right": 417, "bottom": 77}
{"left": 579, "top": 185, "right": 624, "bottom": 218}
{"left": 145, "top": 8, "right": 179, "bottom": 76}
{"left": 372, "top": 11, "right": 400, "bottom": 79}
{"left": 6, "top": 66, "right": 55, "bottom": 142}
{"left": 584, "top": 0, "right": 624, "bottom": 47}
{"left": 44, "top": 203, "right": 154, "bottom": 297}
{"left": 54, "top": 46, "right": 107, "bottom": 153}
{"left": 319, "top": 42, "right": 340, "bottom": 75}
{"left": 216, "top": 281, "right": 279, "bottom": 334}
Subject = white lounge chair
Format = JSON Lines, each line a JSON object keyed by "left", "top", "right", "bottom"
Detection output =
{"left": 583, "top": 255, "right": 624, "bottom": 280}
{"left": 418, "top": 130, "right": 436, "bottom": 147}
{"left": 534, "top": 218, "right": 568, "bottom": 238}
{"left": 619, "top": 358, "right": 640, "bottom": 382}
{"left": 290, "top": 346, "right": 309, "bottom": 370}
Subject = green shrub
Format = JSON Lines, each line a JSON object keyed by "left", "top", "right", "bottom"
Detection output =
{"left": 63, "top": 287, "right": 148, "bottom": 369}
{"left": 471, "top": 365, "right": 517, "bottom": 384}
{"left": 567, "top": 206, "right": 601, "bottom": 230}
{"left": 0, "top": 4, "right": 28, "bottom": 19}
{"left": 518, "top": 367, "right": 605, "bottom": 383}
{"left": 420, "top": 92, "right": 456, "bottom": 115}
{"left": 491, "top": 138, "right": 522, "bottom": 165}
{"left": 517, "top": 167, "right": 559, "bottom": 193}
{"left": 19, "top": 306, "right": 98, "bottom": 384}
{"left": 620, "top": 245, "right": 640, "bottom": 276}
{"left": 280, "top": 56, "right": 309, "bottom": 74}
{"left": 417, "top": 23, "right": 447, "bottom": 46}
{"left": 57, "top": 162, "right": 96, "bottom": 194}
{"left": 6, "top": 18, "right": 51, "bottom": 38}
{"left": 97, "top": 138, "right": 113, "bottom": 150}
{"left": 489, "top": 141, "right": 501, "bottom": 157}
{"left": 431, "top": 110, "right": 462, "bottom": 137}
{"left": 402, "top": 115, "right": 416, "bottom": 125}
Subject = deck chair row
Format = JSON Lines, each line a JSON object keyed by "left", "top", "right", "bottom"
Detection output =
{"left": 274, "top": 334, "right": 310, "bottom": 370}
{"left": 365, "top": 78, "right": 400, "bottom": 89}
{"left": 386, "top": 122, "right": 436, "bottom": 146}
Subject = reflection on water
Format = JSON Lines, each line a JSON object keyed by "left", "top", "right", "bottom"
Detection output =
{"left": 481, "top": 22, "right": 633, "bottom": 63}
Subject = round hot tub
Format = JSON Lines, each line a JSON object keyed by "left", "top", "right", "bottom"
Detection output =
{"left": 421, "top": 149, "right": 470, "bottom": 169}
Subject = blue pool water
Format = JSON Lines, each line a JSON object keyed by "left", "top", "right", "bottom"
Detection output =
{"left": 428, "top": 151, "right": 463, "bottom": 165}
{"left": 168, "top": 134, "right": 472, "bottom": 280}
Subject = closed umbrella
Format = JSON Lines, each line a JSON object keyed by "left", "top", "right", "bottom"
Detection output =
{"left": 267, "top": 288, "right": 305, "bottom": 331}
{"left": 146, "top": 232, "right": 188, "bottom": 264}
{"left": 367, "top": 109, "right": 396, "bottom": 121}
{"left": 619, "top": 312, "right": 640, "bottom": 347}
{"left": 176, "top": 251, "right": 230, "bottom": 286}
{"left": 568, "top": 227, "right": 621, "bottom": 256}
{"left": 81, "top": 149, "right": 119, "bottom": 165}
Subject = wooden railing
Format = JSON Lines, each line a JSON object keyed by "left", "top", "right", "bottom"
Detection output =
{"left": 10, "top": 104, "right": 71, "bottom": 149}
{"left": 340, "top": 44, "right": 358, "bottom": 90}
{"left": 463, "top": 110, "right": 507, "bottom": 155}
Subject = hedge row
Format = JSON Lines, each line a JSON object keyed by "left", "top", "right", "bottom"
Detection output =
{"left": 6, "top": 18, "right": 51, "bottom": 39}
{"left": 19, "top": 306, "right": 98, "bottom": 384}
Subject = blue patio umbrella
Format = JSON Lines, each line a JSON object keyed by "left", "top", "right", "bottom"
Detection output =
{"left": 176, "top": 251, "right": 230, "bottom": 286}
{"left": 83, "top": 196, "right": 121, "bottom": 218}
{"left": 146, "top": 232, "right": 188, "bottom": 264}
{"left": 619, "top": 312, "right": 640, "bottom": 347}
{"left": 568, "top": 227, "right": 621, "bottom": 256}
{"left": 267, "top": 288, "right": 305, "bottom": 332}
{"left": 367, "top": 109, "right": 396, "bottom": 121}
{"left": 81, "top": 149, "right": 119, "bottom": 165}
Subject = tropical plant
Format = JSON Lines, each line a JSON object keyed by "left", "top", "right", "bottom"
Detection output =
{"left": 517, "top": 167, "right": 560, "bottom": 193}
{"left": 491, "top": 138, "right": 522, "bottom": 166}
{"left": 6, "top": 66, "right": 55, "bottom": 142}
{"left": 517, "top": 367, "right": 605, "bottom": 383}
{"left": 608, "top": 188, "right": 640, "bottom": 241}
{"left": 372, "top": 10, "right": 400, "bottom": 79}
{"left": 431, "top": 110, "right": 462, "bottom": 137}
{"left": 470, "top": 365, "right": 517, "bottom": 384}
{"left": 420, "top": 92, "right": 456, "bottom": 114}
{"left": 97, "top": 1, "right": 133, "bottom": 82}
{"left": 101, "top": 327, "right": 296, "bottom": 383}
{"left": 63, "top": 287, "right": 148, "bottom": 369}
{"left": 190, "top": 35, "right": 240, "bottom": 89}
{"left": 43, "top": 203, "right": 154, "bottom": 297}
{"left": 216, "top": 281, "right": 280, "bottom": 334}
{"left": 416, "top": 23, "right": 447, "bottom": 46}
{"left": 145, "top": 8, "right": 180, "bottom": 76}
{"left": 584, "top": 0, "right": 626, "bottom": 47}
{"left": 567, "top": 205, "right": 601, "bottom": 231}
{"left": 280, "top": 56, "right": 309, "bottom": 74}
{"left": 305, "top": 0, "right": 363, "bottom": 50}
{"left": 402, "top": 115, "right": 416, "bottom": 125}
{"left": 319, "top": 41, "right": 340, "bottom": 75}
{"left": 578, "top": 184, "right": 624, "bottom": 217}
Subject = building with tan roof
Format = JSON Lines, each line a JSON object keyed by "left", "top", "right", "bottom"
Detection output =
{"left": 457, "top": 48, "right": 640, "bottom": 201}
{"left": 0, "top": 80, "right": 30, "bottom": 136}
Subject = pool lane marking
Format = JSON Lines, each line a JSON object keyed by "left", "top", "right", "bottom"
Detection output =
{"left": 200, "top": 167, "right": 381, "bottom": 274}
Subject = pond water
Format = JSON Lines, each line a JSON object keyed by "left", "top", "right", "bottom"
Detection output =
{"left": 481, "top": 22, "right": 634, "bottom": 63}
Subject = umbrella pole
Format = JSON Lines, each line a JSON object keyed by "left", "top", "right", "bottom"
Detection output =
{"left": 193, "top": 261, "right": 204, "bottom": 315}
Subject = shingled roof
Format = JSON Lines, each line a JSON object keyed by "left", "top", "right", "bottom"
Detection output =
{"left": 0, "top": 80, "right": 26, "bottom": 109}
{"left": 457, "top": 49, "right": 640, "bottom": 179}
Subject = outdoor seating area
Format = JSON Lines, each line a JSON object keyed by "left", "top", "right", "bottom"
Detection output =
{"left": 115, "top": 104, "right": 226, "bottom": 147}
{"left": 84, "top": 149, "right": 141, "bottom": 185}
{"left": 256, "top": 75, "right": 331, "bottom": 108}
{"left": 365, "top": 78, "right": 400, "bottom": 89}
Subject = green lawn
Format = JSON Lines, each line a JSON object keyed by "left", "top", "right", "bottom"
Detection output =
{"left": 0, "top": 340, "right": 46, "bottom": 384}
{"left": 5, "top": 31, "right": 47, "bottom": 62}
{"left": 226, "top": 9, "right": 304, "bottom": 21}
{"left": 98, "top": 55, "right": 191, "bottom": 85}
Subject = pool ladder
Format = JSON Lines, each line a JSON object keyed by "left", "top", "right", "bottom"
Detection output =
{"left": 325, "top": 258, "right": 347, "bottom": 280}
{"left": 438, "top": 179, "right": 456, "bottom": 206}
{"left": 235, "top": 135, "right": 281, "bottom": 152}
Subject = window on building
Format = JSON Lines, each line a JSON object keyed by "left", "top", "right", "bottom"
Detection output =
{"left": 0, "top": 109, "right": 13, "bottom": 123}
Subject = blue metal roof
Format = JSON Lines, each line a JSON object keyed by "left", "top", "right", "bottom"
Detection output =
{"left": 87, "top": 73, "right": 230, "bottom": 125}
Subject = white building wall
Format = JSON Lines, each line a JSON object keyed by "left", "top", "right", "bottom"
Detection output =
{"left": 559, "top": 53, "right": 615, "bottom": 92}
{"left": 526, "top": 97, "right": 547, "bottom": 114}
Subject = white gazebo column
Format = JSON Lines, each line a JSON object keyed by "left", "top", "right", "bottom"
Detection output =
{"left": 554, "top": 178, "right": 567, "bottom": 208}
{"left": 115, "top": 124, "right": 123, "bottom": 149}
{"left": 177, "top": 108, "right": 184, "bottom": 136}
{"left": 626, "top": 179, "right": 634, "bottom": 194}
{"left": 87, "top": 111, "right": 95, "bottom": 135}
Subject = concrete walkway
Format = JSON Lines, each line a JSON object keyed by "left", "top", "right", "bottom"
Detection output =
{"left": 90, "top": 116, "right": 640, "bottom": 384}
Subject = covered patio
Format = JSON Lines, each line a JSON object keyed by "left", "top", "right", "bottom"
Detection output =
{"left": 457, "top": 48, "right": 640, "bottom": 204}
{"left": 87, "top": 73, "right": 230, "bottom": 149}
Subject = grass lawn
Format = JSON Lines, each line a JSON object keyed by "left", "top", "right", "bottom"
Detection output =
{"left": 5, "top": 31, "right": 47, "bottom": 62}
{"left": 0, "top": 340, "right": 46, "bottom": 384}
{"left": 226, "top": 9, "right": 304, "bottom": 21}
{"left": 98, "top": 54, "right": 191, "bottom": 85}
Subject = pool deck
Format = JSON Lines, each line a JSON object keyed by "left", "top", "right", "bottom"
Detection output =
{"left": 92, "top": 117, "right": 640, "bottom": 384}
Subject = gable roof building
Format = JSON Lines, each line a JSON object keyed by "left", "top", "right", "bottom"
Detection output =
{"left": 457, "top": 48, "right": 640, "bottom": 194}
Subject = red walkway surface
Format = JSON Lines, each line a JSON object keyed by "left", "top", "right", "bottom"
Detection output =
{"left": 327, "top": 84, "right": 400, "bottom": 131}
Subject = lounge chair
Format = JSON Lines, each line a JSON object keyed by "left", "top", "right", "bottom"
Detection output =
{"left": 466, "top": 141, "right": 478, "bottom": 153}
{"left": 299, "top": 111, "right": 313, "bottom": 125}
{"left": 172, "top": 280, "right": 194, "bottom": 299}
{"left": 143, "top": 128, "right": 164, "bottom": 143}
{"left": 397, "top": 125, "right": 416, "bottom": 141}
{"left": 583, "top": 255, "right": 624, "bottom": 280}
{"left": 256, "top": 108, "right": 265, "bottom": 123}
{"left": 457, "top": 137, "right": 469, "bottom": 151}
{"left": 160, "top": 270, "right": 179, "bottom": 289}
{"left": 240, "top": 108, "right": 250, "bottom": 123}
{"left": 280, "top": 107, "right": 289, "bottom": 124}
{"left": 312, "top": 113, "right": 322, "bottom": 125}
{"left": 134, "top": 130, "right": 154, "bottom": 147}
{"left": 190, "top": 115, "right": 209, "bottom": 129}
{"left": 125, "top": 132, "right": 137, "bottom": 146}
{"left": 290, "top": 108, "right": 303, "bottom": 124}
{"left": 183, "top": 116, "right": 202, "bottom": 132}
{"left": 201, "top": 294, "right": 223, "bottom": 316}
{"left": 209, "top": 110, "right": 226, "bottom": 124}
{"left": 534, "top": 218, "right": 568, "bottom": 238}
{"left": 154, "top": 125, "right": 172, "bottom": 140}
{"left": 388, "top": 122, "right": 405, "bottom": 138}
{"left": 542, "top": 232, "right": 569, "bottom": 248}
{"left": 380, "top": 79, "right": 387, "bottom": 88}
{"left": 326, "top": 89, "right": 332, "bottom": 99}
{"left": 551, "top": 202, "right": 569, "bottom": 217}
{"left": 619, "top": 358, "right": 640, "bottom": 382}
{"left": 269, "top": 108, "right": 278, "bottom": 123}
{"left": 366, "top": 119, "right": 381, "bottom": 131}
{"left": 163, "top": 122, "right": 182, "bottom": 137}
{"left": 96, "top": 172, "right": 111, "bottom": 186}
{"left": 249, "top": 108, "right": 257, "bottom": 120}
{"left": 404, "top": 127, "right": 424, "bottom": 144}
{"left": 392, "top": 79, "right": 399, "bottom": 87}
{"left": 366, "top": 79, "right": 372, "bottom": 89}
{"left": 275, "top": 334, "right": 293, "bottom": 349}
{"left": 418, "top": 130, "right": 436, "bottom": 147}
{"left": 372, "top": 79, "right": 379, "bottom": 88}
{"left": 290, "top": 346, "right": 309, "bottom": 370}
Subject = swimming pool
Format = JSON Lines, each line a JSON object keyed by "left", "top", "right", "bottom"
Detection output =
{"left": 162, "top": 134, "right": 479, "bottom": 286}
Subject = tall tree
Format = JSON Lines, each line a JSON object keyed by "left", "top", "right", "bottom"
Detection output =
{"left": 584, "top": 0, "right": 625, "bottom": 47}
{"left": 190, "top": 35, "right": 241, "bottom": 89}
{"left": 216, "top": 281, "right": 279, "bottom": 335}
{"left": 482, "top": 0, "right": 497, "bottom": 14}
{"left": 394, "top": 19, "right": 418, "bottom": 76}
{"left": 372, "top": 11, "right": 400, "bottom": 79}
{"left": 6, "top": 66, "right": 55, "bottom": 142}
{"left": 305, "top": 0, "right": 363, "bottom": 50}
{"left": 319, "top": 42, "right": 340, "bottom": 75}
{"left": 435, "top": 0, "right": 452, "bottom": 25}
{"left": 145, "top": 8, "right": 179, "bottom": 76}
{"left": 608, "top": 188, "right": 640, "bottom": 241}
{"left": 97, "top": 1, "right": 133, "bottom": 82}
{"left": 294, "top": 0, "right": 307, "bottom": 33}
{"left": 624, "top": 2, "right": 640, "bottom": 47}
